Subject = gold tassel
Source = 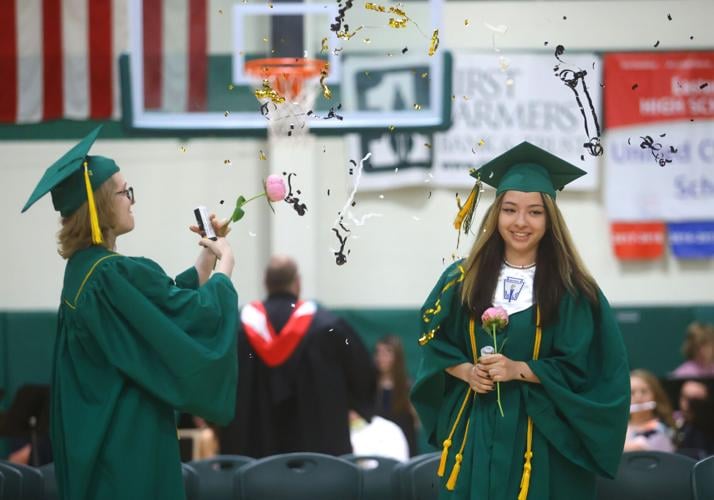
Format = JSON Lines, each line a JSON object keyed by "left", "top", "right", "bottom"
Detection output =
{"left": 437, "top": 438, "right": 452, "bottom": 477}
{"left": 83, "top": 161, "right": 103, "bottom": 245}
{"left": 517, "top": 450, "right": 533, "bottom": 500}
{"left": 453, "top": 183, "right": 478, "bottom": 232}
{"left": 445, "top": 452, "right": 463, "bottom": 490}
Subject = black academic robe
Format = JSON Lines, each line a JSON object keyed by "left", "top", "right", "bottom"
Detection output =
{"left": 219, "top": 294, "right": 376, "bottom": 457}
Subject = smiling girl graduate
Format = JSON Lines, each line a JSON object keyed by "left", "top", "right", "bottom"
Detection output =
{"left": 410, "top": 142, "right": 630, "bottom": 500}
{"left": 21, "top": 126, "right": 239, "bottom": 500}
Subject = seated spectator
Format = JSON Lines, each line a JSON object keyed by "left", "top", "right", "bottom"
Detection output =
{"left": 674, "top": 379, "right": 714, "bottom": 459}
{"left": 374, "top": 335, "right": 418, "bottom": 456}
{"left": 671, "top": 322, "right": 714, "bottom": 378}
{"left": 624, "top": 370, "right": 675, "bottom": 452}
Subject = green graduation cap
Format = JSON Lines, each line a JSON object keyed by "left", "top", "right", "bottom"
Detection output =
{"left": 473, "top": 141, "right": 586, "bottom": 199}
{"left": 21, "top": 125, "right": 119, "bottom": 244}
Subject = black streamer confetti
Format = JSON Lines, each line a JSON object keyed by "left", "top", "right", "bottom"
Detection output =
{"left": 332, "top": 222, "right": 351, "bottom": 266}
{"left": 553, "top": 45, "right": 603, "bottom": 157}
{"left": 639, "top": 135, "right": 677, "bottom": 167}
{"left": 283, "top": 172, "right": 308, "bottom": 215}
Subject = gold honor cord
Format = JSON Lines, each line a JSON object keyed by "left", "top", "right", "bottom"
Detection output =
{"left": 518, "top": 307, "right": 542, "bottom": 500}
{"left": 419, "top": 265, "right": 466, "bottom": 346}
{"left": 83, "top": 161, "right": 103, "bottom": 245}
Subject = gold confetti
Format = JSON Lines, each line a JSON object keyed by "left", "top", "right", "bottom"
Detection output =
{"left": 463, "top": 96, "right": 470, "bottom": 101}
{"left": 366, "top": 2, "right": 409, "bottom": 29}
{"left": 363, "top": 38, "right": 371, "bottom": 44}
{"left": 413, "top": 103, "right": 422, "bottom": 110}
{"left": 451, "top": 95, "right": 456, "bottom": 101}
{"left": 259, "top": 150, "right": 267, "bottom": 160}
{"left": 429, "top": 29, "right": 440, "bottom": 56}
{"left": 320, "top": 64, "right": 332, "bottom": 100}
{"left": 321, "top": 37, "right": 329, "bottom": 53}
{"left": 224, "top": 159, "right": 232, "bottom": 165}
{"left": 389, "top": 125, "right": 396, "bottom": 132}
{"left": 268, "top": 3, "right": 273, "bottom": 8}
{"left": 337, "top": 26, "right": 364, "bottom": 40}
{"left": 224, "top": 111, "right": 230, "bottom": 117}
{"left": 421, "top": 72, "right": 429, "bottom": 78}
{"left": 254, "top": 80, "right": 285, "bottom": 103}
{"left": 179, "top": 146, "right": 187, "bottom": 153}
{"left": 478, "top": 139, "right": 486, "bottom": 147}
{"left": 262, "top": 37, "right": 269, "bottom": 43}
{"left": 228, "top": 84, "right": 235, "bottom": 91}
{"left": 464, "top": 19, "right": 469, "bottom": 26}
{"left": 424, "top": 143, "right": 432, "bottom": 149}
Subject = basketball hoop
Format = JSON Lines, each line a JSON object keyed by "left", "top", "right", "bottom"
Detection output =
{"left": 245, "top": 58, "right": 327, "bottom": 137}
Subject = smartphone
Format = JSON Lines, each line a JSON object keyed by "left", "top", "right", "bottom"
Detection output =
{"left": 193, "top": 206, "right": 217, "bottom": 241}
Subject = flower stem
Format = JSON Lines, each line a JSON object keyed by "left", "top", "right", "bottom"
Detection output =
{"left": 493, "top": 324, "right": 504, "bottom": 417}
{"left": 242, "top": 192, "right": 266, "bottom": 204}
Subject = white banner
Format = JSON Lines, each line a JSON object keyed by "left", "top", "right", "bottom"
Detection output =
{"left": 351, "top": 51, "right": 602, "bottom": 191}
{"left": 604, "top": 121, "right": 714, "bottom": 221}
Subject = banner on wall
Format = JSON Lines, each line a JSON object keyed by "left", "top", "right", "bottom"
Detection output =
{"left": 603, "top": 51, "right": 714, "bottom": 260}
{"left": 611, "top": 222, "right": 666, "bottom": 260}
{"left": 351, "top": 52, "right": 602, "bottom": 191}
{"left": 668, "top": 221, "right": 714, "bottom": 259}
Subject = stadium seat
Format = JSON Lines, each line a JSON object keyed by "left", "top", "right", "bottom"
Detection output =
{"left": 692, "top": 455, "right": 714, "bottom": 500}
{"left": 182, "top": 463, "right": 200, "bottom": 500}
{"left": 38, "top": 462, "right": 57, "bottom": 500}
{"left": 236, "top": 452, "right": 361, "bottom": 500}
{"left": 596, "top": 451, "right": 696, "bottom": 500}
{"left": 391, "top": 452, "right": 440, "bottom": 500}
{"left": 188, "top": 455, "right": 254, "bottom": 500}
{"left": 340, "top": 454, "right": 400, "bottom": 500}
{"left": 0, "top": 460, "right": 43, "bottom": 500}
{"left": 0, "top": 469, "right": 5, "bottom": 500}
{"left": 0, "top": 464, "right": 20, "bottom": 500}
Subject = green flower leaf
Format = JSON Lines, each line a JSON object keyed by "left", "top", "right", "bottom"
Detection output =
{"left": 231, "top": 195, "right": 247, "bottom": 222}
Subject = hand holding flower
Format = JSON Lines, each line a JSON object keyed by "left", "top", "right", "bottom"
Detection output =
{"left": 481, "top": 306, "right": 509, "bottom": 417}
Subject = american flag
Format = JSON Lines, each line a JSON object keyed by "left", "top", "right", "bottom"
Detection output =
{"left": 0, "top": 0, "right": 209, "bottom": 123}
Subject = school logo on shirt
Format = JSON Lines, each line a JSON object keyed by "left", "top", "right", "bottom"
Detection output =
{"left": 503, "top": 276, "right": 525, "bottom": 302}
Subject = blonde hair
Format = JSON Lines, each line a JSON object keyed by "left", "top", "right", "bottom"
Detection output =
{"left": 631, "top": 369, "right": 676, "bottom": 429}
{"left": 460, "top": 192, "right": 599, "bottom": 326}
{"left": 57, "top": 178, "right": 118, "bottom": 259}
{"left": 682, "top": 321, "right": 714, "bottom": 361}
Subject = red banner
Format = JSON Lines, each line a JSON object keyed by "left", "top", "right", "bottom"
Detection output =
{"left": 604, "top": 52, "right": 714, "bottom": 129}
{"left": 611, "top": 222, "right": 666, "bottom": 260}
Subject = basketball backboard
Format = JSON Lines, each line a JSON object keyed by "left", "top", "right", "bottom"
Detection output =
{"left": 121, "top": 0, "right": 451, "bottom": 135}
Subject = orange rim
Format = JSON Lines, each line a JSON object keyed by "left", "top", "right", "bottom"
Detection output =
{"left": 245, "top": 58, "right": 327, "bottom": 98}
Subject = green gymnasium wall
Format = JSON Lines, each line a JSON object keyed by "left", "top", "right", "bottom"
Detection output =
{"left": 2, "top": 306, "right": 713, "bottom": 456}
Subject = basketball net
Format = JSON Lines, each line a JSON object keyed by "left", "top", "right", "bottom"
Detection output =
{"left": 246, "top": 58, "right": 326, "bottom": 139}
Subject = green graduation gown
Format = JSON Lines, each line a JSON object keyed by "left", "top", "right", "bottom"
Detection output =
{"left": 51, "top": 246, "right": 239, "bottom": 500}
{"left": 410, "top": 261, "right": 630, "bottom": 499}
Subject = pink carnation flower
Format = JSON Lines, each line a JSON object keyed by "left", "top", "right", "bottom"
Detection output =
{"left": 481, "top": 306, "right": 509, "bottom": 331}
{"left": 265, "top": 174, "right": 287, "bottom": 202}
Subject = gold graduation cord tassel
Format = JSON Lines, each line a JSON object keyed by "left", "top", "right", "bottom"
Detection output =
{"left": 83, "top": 161, "right": 103, "bottom": 245}
{"left": 446, "top": 419, "right": 470, "bottom": 491}
{"left": 517, "top": 307, "right": 542, "bottom": 500}
{"left": 453, "top": 182, "right": 479, "bottom": 232}
{"left": 438, "top": 387, "right": 472, "bottom": 477}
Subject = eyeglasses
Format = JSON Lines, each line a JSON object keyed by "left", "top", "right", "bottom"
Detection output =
{"left": 116, "top": 187, "right": 135, "bottom": 204}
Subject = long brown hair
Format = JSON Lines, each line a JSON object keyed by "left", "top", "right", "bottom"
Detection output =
{"left": 631, "top": 369, "right": 676, "bottom": 429}
{"left": 460, "top": 192, "right": 599, "bottom": 326}
{"left": 375, "top": 335, "right": 411, "bottom": 416}
{"left": 57, "top": 177, "right": 118, "bottom": 259}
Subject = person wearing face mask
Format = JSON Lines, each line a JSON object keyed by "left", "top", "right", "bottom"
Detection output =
{"left": 624, "top": 370, "right": 675, "bottom": 452}
{"left": 410, "top": 142, "right": 630, "bottom": 500}
{"left": 21, "top": 126, "right": 239, "bottom": 500}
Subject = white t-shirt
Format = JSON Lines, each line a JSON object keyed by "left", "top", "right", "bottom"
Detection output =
{"left": 492, "top": 263, "right": 535, "bottom": 316}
